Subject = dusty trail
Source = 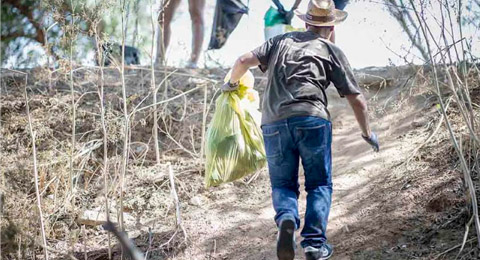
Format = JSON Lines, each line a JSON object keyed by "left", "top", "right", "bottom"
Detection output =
{"left": 0, "top": 69, "right": 468, "bottom": 259}
{"left": 178, "top": 84, "right": 432, "bottom": 260}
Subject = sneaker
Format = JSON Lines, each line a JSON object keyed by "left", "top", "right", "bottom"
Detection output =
{"left": 277, "top": 219, "right": 296, "bottom": 260}
{"left": 304, "top": 244, "right": 333, "bottom": 260}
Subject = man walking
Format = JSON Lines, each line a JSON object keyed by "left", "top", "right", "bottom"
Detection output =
{"left": 222, "top": 0, "right": 379, "bottom": 259}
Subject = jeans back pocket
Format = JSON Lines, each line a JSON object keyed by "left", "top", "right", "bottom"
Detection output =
{"left": 263, "top": 130, "right": 283, "bottom": 165}
{"left": 296, "top": 124, "right": 328, "bottom": 149}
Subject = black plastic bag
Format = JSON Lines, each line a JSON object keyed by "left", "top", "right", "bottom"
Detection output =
{"left": 96, "top": 43, "right": 140, "bottom": 66}
{"left": 208, "top": 0, "right": 249, "bottom": 50}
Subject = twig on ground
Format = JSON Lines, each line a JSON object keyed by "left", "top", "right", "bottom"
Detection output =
{"left": 166, "top": 85, "right": 188, "bottom": 122}
{"left": 38, "top": 140, "right": 102, "bottom": 167}
{"left": 168, "top": 163, "right": 187, "bottom": 240}
{"left": 457, "top": 216, "right": 474, "bottom": 258}
{"left": 144, "top": 227, "right": 154, "bottom": 260}
{"left": 434, "top": 238, "right": 476, "bottom": 259}
{"left": 24, "top": 74, "right": 49, "bottom": 260}
{"left": 134, "top": 85, "right": 202, "bottom": 114}
{"left": 159, "top": 114, "right": 198, "bottom": 158}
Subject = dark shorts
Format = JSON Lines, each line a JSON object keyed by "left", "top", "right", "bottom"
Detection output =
{"left": 334, "top": 0, "right": 349, "bottom": 10}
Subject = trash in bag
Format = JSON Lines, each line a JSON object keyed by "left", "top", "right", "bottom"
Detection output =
{"left": 208, "top": 0, "right": 249, "bottom": 50}
{"left": 264, "top": 1, "right": 304, "bottom": 41}
{"left": 265, "top": 0, "right": 291, "bottom": 26}
{"left": 264, "top": 6, "right": 286, "bottom": 40}
{"left": 205, "top": 70, "right": 266, "bottom": 187}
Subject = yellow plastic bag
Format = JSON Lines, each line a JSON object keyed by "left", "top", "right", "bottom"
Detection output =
{"left": 205, "top": 70, "right": 266, "bottom": 187}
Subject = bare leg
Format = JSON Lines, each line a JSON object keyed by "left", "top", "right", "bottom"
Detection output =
{"left": 157, "top": 0, "right": 181, "bottom": 64}
{"left": 187, "top": 0, "right": 205, "bottom": 66}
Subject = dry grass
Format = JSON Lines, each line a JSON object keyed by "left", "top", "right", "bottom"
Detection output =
{"left": 0, "top": 61, "right": 479, "bottom": 259}
{"left": 0, "top": 66, "right": 219, "bottom": 259}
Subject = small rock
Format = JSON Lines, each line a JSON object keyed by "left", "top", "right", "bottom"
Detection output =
{"left": 134, "top": 145, "right": 146, "bottom": 153}
{"left": 77, "top": 210, "right": 134, "bottom": 227}
{"left": 189, "top": 196, "right": 203, "bottom": 206}
{"left": 223, "top": 183, "right": 234, "bottom": 188}
{"left": 78, "top": 210, "right": 108, "bottom": 226}
{"left": 411, "top": 121, "right": 424, "bottom": 128}
{"left": 341, "top": 224, "right": 350, "bottom": 233}
{"left": 188, "top": 78, "right": 208, "bottom": 85}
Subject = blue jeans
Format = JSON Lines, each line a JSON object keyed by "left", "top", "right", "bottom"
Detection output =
{"left": 262, "top": 116, "right": 332, "bottom": 248}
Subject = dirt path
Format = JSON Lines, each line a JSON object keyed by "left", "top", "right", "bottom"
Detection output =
{"left": 176, "top": 85, "right": 433, "bottom": 260}
{"left": 0, "top": 69, "right": 468, "bottom": 259}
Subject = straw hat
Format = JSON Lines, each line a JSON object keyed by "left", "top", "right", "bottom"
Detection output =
{"left": 294, "top": 0, "right": 348, "bottom": 26}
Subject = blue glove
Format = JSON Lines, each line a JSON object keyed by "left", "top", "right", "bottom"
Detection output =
{"left": 362, "top": 132, "right": 379, "bottom": 152}
{"left": 221, "top": 81, "right": 239, "bottom": 92}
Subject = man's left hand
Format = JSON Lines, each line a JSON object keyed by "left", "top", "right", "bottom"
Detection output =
{"left": 221, "top": 81, "right": 240, "bottom": 92}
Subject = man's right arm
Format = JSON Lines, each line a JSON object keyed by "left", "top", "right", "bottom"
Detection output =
{"left": 346, "top": 93, "right": 379, "bottom": 152}
{"left": 327, "top": 43, "right": 379, "bottom": 152}
{"left": 346, "top": 93, "right": 371, "bottom": 137}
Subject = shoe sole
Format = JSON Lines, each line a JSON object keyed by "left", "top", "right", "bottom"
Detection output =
{"left": 277, "top": 219, "right": 295, "bottom": 260}
{"left": 322, "top": 252, "right": 333, "bottom": 260}
{"left": 305, "top": 247, "right": 334, "bottom": 260}
{"left": 322, "top": 245, "right": 333, "bottom": 260}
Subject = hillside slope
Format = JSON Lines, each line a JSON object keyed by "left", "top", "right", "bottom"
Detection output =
{"left": 0, "top": 66, "right": 476, "bottom": 260}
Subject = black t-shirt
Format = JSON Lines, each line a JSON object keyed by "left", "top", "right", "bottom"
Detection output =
{"left": 251, "top": 30, "right": 361, "bottom": 125}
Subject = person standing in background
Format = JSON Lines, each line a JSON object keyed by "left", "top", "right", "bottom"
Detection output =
{"left": 156, "top": 0, "right": 205, "bottom": 69}
{"left": 330, "top": 0, "right": 348, "bottom": 42}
